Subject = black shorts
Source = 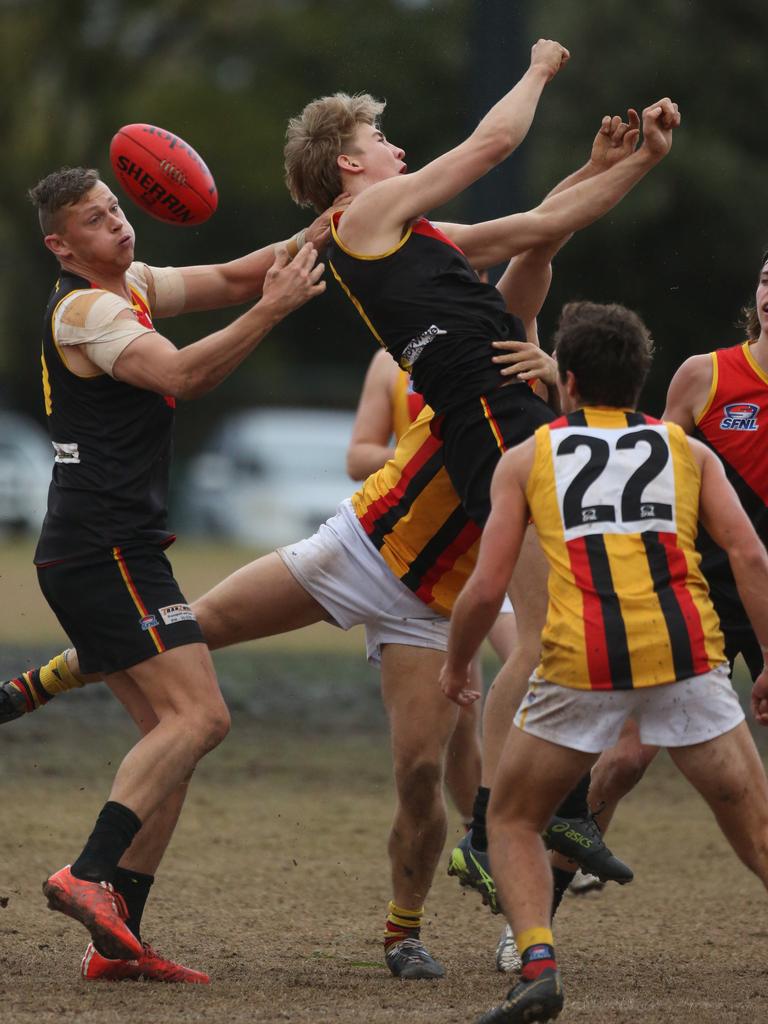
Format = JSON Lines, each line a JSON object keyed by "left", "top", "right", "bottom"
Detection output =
{"left": 440, "top": 383, "right": 555, "bottom": 525}
{"left": 705, "top": 576, "right": 763, "bottom": 682}
{"left": 37, "top": 545, "right": 205, "bottom": 676}
{"left": 723, "top": 625, "right": 763, "bottom": 682}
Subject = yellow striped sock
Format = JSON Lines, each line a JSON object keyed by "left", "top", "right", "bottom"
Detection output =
{"left": 384, "top": 900, "right": 424, "bottom": 944}
{"left": 516, "top": 926, "right": 554, "bottom": 955}
{"left": 39, "top": 650, "right": 85, "bottom": 695}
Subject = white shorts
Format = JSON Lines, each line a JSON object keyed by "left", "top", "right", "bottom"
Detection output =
{"left": 277, "top": 500, "right": 449, "bottom": 664}
{"left": 514, "top": 664, "right": 744, "bottom": 754}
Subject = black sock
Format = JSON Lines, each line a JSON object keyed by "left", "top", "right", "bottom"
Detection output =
{"left": 555, "top": 772, "right": 591, "bottom": 819}
{"left": 113, "top": 867, "right": 154, "bottom": 942}
{"left": 550, "top": 866, "right": 576, "bottom": 919}
{"left": 71, "top": 801, "right": 142, "bottom": 884}
{"left": 469, "top": 786, "right": 491, "bottom": 851}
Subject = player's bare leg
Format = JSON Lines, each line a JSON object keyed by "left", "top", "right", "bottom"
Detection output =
{"left": 43, "top": 644, "right": 231, "bottom": 958}
{"left": 451, "top": 525, "right": 631, "bottom": 925}
{"left": 7, "top": 552, "right": 329, "bottom": 717}
{"left": 482, "top": 728, "right": 598, "bottom": 1022}
{"left": 78, "top": 676, "right": 207, "bottom": 983}
{"left": 490, "top": 730, "right": 598, "bottom": 935}
{"left": 482, "top": 529, "right": 548, "bottom": 786}
{"left": 445, "top": 612, "right": 517, "bottom": 824}
{"left": 444, "top": 675, "right": 482, "bottom": 824}
{"left": 380, "top": 643, "right": 457, "bottom": 979}
{"left": 195, "top": 551, "right": 330, "bottom": 648}
{"left": 449, "top": 530, "right": 555, "bottom": 916}
{"left": 92, "top": 645, "right": 229, "bottom": 823}
{"left": 561, "top": 720, "right": 658, "bottom": 896}
{"left": 102, "top": 551, "right": 334, "bottom": 818}
{"left": 588, "top": 719, "right": 659, "bottom": 834}
{"left": 69, "top": 554, "right": 328, "bottom": 979}
{"left": 669, "top": 722, "right": 768, "bottom": 885}
{"left": 107, "top": 676, "right": 190, "bottom": 877}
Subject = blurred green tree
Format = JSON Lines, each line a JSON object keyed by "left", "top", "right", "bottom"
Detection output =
{"left": 525, "top": 0, "right": 768, "bottom": 413}
{"left": 2, "top": 0, "right": 767, "bottom": 447}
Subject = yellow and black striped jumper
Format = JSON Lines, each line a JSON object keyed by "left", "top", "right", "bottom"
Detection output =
{"left": 526, "top": 407, "right": 725, "bottom": 690}
{"left": 352, "top": 404, "right": 482, "bottom": 618}
{"left": 329, "top": 212, "right": 554, "bottom": 526}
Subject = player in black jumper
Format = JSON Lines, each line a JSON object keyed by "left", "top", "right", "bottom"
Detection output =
{"left": 284, "top": 43, "right": 680, "bottom": 911}
{"left": 25, "top": 166, "right": 325, "bottom": 979}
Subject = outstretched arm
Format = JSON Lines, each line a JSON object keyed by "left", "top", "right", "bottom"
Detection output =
{"left": 490, "top": 108, "right": 641, "bottom": 325}
{"left": 441, "top": 98, "right": 679, "bottom": 268}
{"left": 439, "top": 443, "right": 533, "bottom": 705}
{"left": 346, "top": 349, "right": 399, "bottom": 479}
{"left": 174, "top": 200, "right": 345, "bottom": 313}
{"left": 112, "top": 245, "right": 325, "bottom": 400}
{"left": 338, "top": 39, "right": 568, "bottom": 254}
{"left": 484, "top": 110, "right": 642, "bottom": 404}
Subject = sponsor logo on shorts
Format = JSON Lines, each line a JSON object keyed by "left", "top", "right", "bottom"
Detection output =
{"left": 401, "top": 324, "right": 446, "bottom": 370}
{"left": 52, "top": 441, "right": 80, "bottom": 464}
{"left": 720, "top": 403, "right": 759, "bottom": 431}
{"left": 140, "top": 614, "right": 160, "bottom": 630}
{"left": 158, "top": 603, "right": 197, "bottom": 625}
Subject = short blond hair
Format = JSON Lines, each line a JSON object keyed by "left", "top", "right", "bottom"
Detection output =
{"left": 284, "top": 92, "right": 385, "bottom": 212}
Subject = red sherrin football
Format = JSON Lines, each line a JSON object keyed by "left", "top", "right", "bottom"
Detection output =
{"left": 109, "top": 123, "right": 218, "bottom": 226}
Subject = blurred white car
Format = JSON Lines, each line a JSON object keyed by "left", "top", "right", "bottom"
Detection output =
{"left": 0, "top": 411, "right": 52, "bottom": 535}
{"left": 178, "top": 407, "right": 357, "bottom": 548}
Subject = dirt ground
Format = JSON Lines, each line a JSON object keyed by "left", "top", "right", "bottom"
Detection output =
{"left": 2, "top": 666, "right": 768, "bottom": 1024}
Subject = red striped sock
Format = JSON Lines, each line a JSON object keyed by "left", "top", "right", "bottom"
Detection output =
{"left": 8, "top": 670, "right": 50, "bottom": 711}
{"left": 521, "top": 943, "right": 557, "bottom": 981}
{"left": 383, "top": 901, "right": 423, "bottom": 950}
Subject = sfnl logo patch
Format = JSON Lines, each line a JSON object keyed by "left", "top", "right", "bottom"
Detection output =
{"left": 720, "top": 403, "right": 759, "bottom": 431}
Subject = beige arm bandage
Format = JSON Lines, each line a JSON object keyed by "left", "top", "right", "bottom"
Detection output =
{"left": 55, "top": 291, "right": 154, "bottom": 377}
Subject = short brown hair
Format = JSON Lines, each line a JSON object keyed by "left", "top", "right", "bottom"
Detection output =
{"left": 554, "top": 301, "right": 655, "bottom": 409}
{"left": 28, "top": 167, "right": 101, "bottom": 234}
{"left": 284, "top": 93, "right": 385, "bottom": 212}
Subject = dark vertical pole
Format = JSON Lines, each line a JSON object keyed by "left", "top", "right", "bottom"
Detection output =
{"left": 467, "top": 0, "right": 529, "bottom": 281}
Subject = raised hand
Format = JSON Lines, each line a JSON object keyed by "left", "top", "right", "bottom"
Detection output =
{"left": 640, "top": 97, "right": 681, "bottom": 160}
{"left": 590, "top": 109, "right": 641, "bottom": 170}
{"left": 530, "top": 39, "right": 570, "bottom": 82}
{"left": 263, "top": 243, "right": 325, "bottom": 315}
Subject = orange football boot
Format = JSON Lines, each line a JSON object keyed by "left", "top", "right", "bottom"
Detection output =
{"left": 81, "top": 941, "right": 210, "bottom": 983}
{"left": 43, "top": 865, "right": 143, "bottom": 961}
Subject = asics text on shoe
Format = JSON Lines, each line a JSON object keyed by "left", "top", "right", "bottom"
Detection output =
{"left": 543, "top": 814, "right": 633, "bottom": 884}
